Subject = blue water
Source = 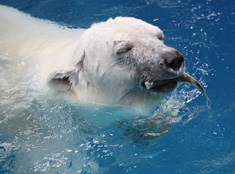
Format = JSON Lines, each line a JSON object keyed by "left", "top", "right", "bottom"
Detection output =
{"left": 0, "top": 0, "right": 235, "bottom": 173}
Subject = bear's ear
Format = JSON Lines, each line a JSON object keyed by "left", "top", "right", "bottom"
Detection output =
{"left": 47, "top": 70, "right": 75, "bottom": 92}
{"left": 47, "top": 51, "right": 88, "bottom": 92}
{"left": 113, "top": 40, "right": 135, "bottom": 57}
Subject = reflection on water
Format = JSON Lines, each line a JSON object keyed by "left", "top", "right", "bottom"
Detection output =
{"left": 118, "top": 97, "right": 184, "bottom": 146}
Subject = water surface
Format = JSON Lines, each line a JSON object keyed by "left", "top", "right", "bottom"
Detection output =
{"left": 0, "top": 0, "right": 235, "bottom": 173}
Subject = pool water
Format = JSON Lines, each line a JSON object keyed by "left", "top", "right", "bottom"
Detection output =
{"left": 0, "top": 0, "right": 235, "bottom": 173}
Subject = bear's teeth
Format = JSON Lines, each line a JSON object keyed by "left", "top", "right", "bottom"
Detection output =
{"left": 144, "top": 81, "right": 153, "bottom": 90}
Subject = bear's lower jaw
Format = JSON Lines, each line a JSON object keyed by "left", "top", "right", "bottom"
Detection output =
{"left": 150, "top": 81, "right": 178, "bottom": 93}
{"left": 141, "top": 80, "right": 178, "bottom": 94}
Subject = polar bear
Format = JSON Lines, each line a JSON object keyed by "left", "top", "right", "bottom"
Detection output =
{"left": 0, "top": 5, "right": 186, "bottom": 112}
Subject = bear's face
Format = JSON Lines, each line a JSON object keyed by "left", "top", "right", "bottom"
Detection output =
{"left": 48, "top": 17, "right": 185, "bottom": 109}
{"left": 82, "top": 18, "right": 184, "bottom": 93}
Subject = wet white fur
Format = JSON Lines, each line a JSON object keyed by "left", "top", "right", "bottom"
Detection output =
{"left": 0, "top": 5, "right": 84, "bottom": 79}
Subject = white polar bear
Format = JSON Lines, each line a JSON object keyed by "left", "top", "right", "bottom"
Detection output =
{"left": 0, "top": 5, "right": 186, "bottom": 112}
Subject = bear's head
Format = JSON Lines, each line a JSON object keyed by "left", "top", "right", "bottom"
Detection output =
{"left": 48, "top": 17, "right": 185, "bottom": 111}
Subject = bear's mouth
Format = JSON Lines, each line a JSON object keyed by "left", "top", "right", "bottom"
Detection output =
{"left": 141, "top": 73, "right": 211, "bottom": 101}
{"left": 141, "top": 80, "right": 178, "bottom": 93}
{"left": 151, "top": 81, "right": 178, "bottom": 93}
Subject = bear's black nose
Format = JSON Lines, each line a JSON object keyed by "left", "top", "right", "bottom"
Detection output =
{"left": 168, "top": 56, "right": 184, "bottom": 71}
{"left": 159, "top": 50, "right": 185, "bottom": 72}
